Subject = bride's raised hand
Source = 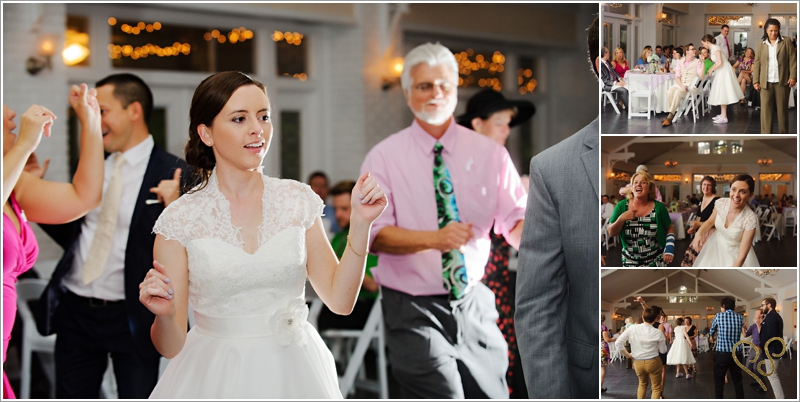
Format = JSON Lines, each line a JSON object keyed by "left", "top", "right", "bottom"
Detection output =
{"left": 139, "top": 260, "right": 175, "bottom": 317}
{"left": 351, "top": 171, "right": 387, "bottom": 224}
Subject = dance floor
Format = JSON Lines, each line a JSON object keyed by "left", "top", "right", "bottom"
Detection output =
{"left": 602, "top": 348, "right": 798, "bottom": 399}
{"left": 602, "top": 230, "right": 798, "bottom": 267}
{"left": 601, "top": 102, "right": 798, "bottom": 134}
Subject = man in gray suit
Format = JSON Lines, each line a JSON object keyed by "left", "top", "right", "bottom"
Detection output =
{"left": 516, "top": 15, "right": 599, "bottom": 399}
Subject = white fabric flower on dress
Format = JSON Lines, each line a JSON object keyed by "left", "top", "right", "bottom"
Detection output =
{"left": 270, "top": 299, "right": 309, "bottom": 347}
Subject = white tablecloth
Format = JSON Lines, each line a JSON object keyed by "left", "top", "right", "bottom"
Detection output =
{"left": 624, "top": 71, "right": 676, "bottom": 114}
{"left": 669, "top": 212, "right": 686, "bottom": 240}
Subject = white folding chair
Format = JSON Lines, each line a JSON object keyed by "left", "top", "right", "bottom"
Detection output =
{"left": 15, "top": 279, "right": 56, "bottom": 399}
{"left": 602, "top": 90, "right": 621, "bottom": 115}
{"left": 763, "top": 213, "right": 782, "bottom": 242}
{"left": 685, "top": 212, "right": 696, "bottom": 234}
{"left": 784, "top": 336, "right": 794, "bottom": 359}
{"left": 673, "top": 76, "right": 700, "bottom": 123}
{"left": 784, "top": 210, "right": 795, "bottom": 237}
{"left": 629, "top": 89, "right": 652, "bottom": 119}
{"left": 320, "top": 298, "right": 388, "bottom": 399}
{"left": 701, "top": 74, "right": 714, "bottom": 115}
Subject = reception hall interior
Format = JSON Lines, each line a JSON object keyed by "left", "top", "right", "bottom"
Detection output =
{"left": 601, "top": 268, "right": 797, "bottom": 399}
{"left": 601, "top": 135, "right": 798, "bottom": 267}
{"left": 601, "top": 3, "right": 797, "bottom": 134}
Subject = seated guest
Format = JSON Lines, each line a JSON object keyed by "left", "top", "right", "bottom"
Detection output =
{"left": 662, "top": 46, "right": 704, "bottom": 127}
{"left": 612, "top": 47, "right": 630, "bottom": 77}
{"left": 655, "top": 45, "right": 666, "bottom": 64}
{"left": 601, "top": 47, "right": 628, "bottom": 110}
{"left": 316, "top": 180, "right": 379, "bottom": 331}
{"left": 636, "top": 46, "right": 653, "bottom": 66}
{"left": 733, "top": 47, "right": 755, "bottom": 102}
{"left": 699, "top": 47, "right": 714, "bottom": 75}
{"left": 601, "top": 195, "right": 614, "bottom": 221}
{"left": 750, "top": 194, "right": 761, "bottom": 208}
{"left": 307, "top": 171, "right": 340, "bottom": 235}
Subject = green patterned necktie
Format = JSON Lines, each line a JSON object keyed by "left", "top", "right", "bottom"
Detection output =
{"left": 433, "top": 143, "right": 468, "bottom": 298}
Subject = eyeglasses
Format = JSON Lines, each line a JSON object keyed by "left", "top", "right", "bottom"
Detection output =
{"left": 413, "top": 81, "right": 454, "bottom": 94}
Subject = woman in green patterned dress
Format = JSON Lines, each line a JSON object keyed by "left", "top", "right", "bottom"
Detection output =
{"left": 608, "top": 170, "right": 676, "bottom": 267}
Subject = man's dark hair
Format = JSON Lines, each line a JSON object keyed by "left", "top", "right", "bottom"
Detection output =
{"left": 329, "top": 180, "right": 356, "bottom": 197}
{"left": 307, "top": 171, "right": 328, "bottom": 184}
{"left": 721, "top": 24, "right": 730, "bottom": 30}
{"left": 673, "top": 47, "right": 684, "bottom": 58}
{"left": 720, "top": 296, "right": 735, "bottom": 311}
{"left": 763, "top": 297, "right": 777, "bottom": 311}
{"left": 643, "top": 308, "right": 658, "bottom": 323}
{"left": 656, "top": 45, "right": 663, "bottom": 50}
{"left": 95, "top": 73, "right": 154, "bottom": 123}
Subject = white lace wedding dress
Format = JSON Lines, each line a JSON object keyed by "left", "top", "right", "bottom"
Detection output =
{"left": 149, "top": 170, "right": 342, "bottom": 399}
{"left": 666, "top": 325, "right": 696, "bottom": 365}
{"left": 708, "top": 44, "right": 744, "bottom": 106}
{"left": 693, "top": 198, "right": 760, "bottom": 267}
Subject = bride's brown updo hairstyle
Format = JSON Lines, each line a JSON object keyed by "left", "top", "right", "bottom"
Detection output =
{"left": 184, "top": 71, "right": 268, "bottom": 193}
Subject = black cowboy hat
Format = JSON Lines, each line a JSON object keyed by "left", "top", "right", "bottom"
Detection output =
{"left": 456, "top": 89, "right": 535, "bottom": 129}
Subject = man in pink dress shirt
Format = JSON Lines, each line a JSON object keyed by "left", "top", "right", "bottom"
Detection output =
{"left": 360, "top": 42, "right": 526, "bottom": 398}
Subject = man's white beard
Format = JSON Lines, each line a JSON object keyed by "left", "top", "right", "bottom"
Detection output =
{"left": 413, "top": 99, "right": 456, "bottom": 126}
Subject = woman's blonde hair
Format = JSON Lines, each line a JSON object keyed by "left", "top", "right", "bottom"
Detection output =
{"left": 627, "top": 170, "right": 657, "bottom": 202}
{"left": 641, "top": 47, "right": 652, "bottom": 63}
{"left": 614, "top": 47, "right": 627, "bottom": 65}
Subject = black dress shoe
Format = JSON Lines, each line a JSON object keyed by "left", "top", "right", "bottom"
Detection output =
{"left": 602, "top": 387, "right": 608, "bottom": 393}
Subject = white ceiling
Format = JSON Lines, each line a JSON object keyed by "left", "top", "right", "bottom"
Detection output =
{"left": 601, "top": 269, "right": 797, "bottom": 311}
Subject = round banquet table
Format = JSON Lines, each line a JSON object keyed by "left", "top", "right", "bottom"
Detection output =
{"left": 624, "top": 71, "right": 676, "bottom": 114}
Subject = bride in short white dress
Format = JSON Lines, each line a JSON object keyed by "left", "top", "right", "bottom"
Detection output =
{"left": 706, "top": 43, "right": 745, "bottom": 106}
{"left": 693, "top": 198, "right": 759, "bottom": 267}
{"left": 666, "top": 324, "right": 696, "bottom": 366}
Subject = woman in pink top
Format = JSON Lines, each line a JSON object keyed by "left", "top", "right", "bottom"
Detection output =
{"left": 612, "top": 47, "right": 630, "bottom": 77}
{"left": 2, "top": 85, "right": 104, "bottom": 398}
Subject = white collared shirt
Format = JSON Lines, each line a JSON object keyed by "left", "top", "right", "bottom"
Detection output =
{"left": 615, "top": 323, "right": 667, "bottom": 360}
{"left": 763, "top": 37, "right": 782, "bottom": 83}
{"left": 63, "top": 135, "right": 155, "bottom": 300}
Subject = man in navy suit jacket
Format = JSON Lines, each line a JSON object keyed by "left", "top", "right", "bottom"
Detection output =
{"left": 759, "top": 297, "right": 785, "bottom": 399}
{"left": 36, "top": 73, "right": 189, "bottom": 398}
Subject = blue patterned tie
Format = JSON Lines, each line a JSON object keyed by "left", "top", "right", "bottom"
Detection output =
{"left": 433, "top": 143, "right": 468, "bottom": 298}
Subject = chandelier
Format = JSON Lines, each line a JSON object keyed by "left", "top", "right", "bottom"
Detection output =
{"left": 664, "top": 160, "right": 678, "bottom": 168}
{"left": 758, "top": 158, "right": 772, "bottom": 167}
{"left": 752, "top": 269, "right": 779, "bottom": 277}
{"left": 705, "top": 307, "right": 715, "bottom": 311}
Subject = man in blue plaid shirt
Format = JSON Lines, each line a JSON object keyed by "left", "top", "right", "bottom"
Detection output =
{"left": 709, "top": 296, "right": 745, "bottom": 399}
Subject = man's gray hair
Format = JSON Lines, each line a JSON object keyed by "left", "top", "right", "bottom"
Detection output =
{"left": 400, "top": 43, "right": 459, "bottom": 94}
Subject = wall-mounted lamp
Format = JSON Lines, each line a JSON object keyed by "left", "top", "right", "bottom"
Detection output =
{"left": 758, "top": 21, "right": 764, "bottom": 28}
{"left": 664, "top": 159, "right": 678, "bottom": 168}
{"left": 757, "top": 158, "right": 772, "bottom": 167}
{"left": 26, "top": 34, "right": 57, "bottom": 75}
{"left": 62, "top": 29, "right": 90, "bottom": 67}
{"left": 382, "top": 56, "right": 404, "bottom": 90}
{"left": 685, "top": 177, "right": 689, "bottom": 183}
{"left": 658, "top": 12, "right": 668, "bottom": 22}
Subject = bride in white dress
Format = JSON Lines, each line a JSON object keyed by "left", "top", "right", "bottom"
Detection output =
{"left": 692, "top": 174, "right": 759, "bottom": 267}
{"left": 138, "top": 71, "right": 387, "bottom": 398}
{"left": 701, "top": 34, "right": 744, "bottom": 124}
{"left": 666, "top": 318, "right": 696, "bottom": 379}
